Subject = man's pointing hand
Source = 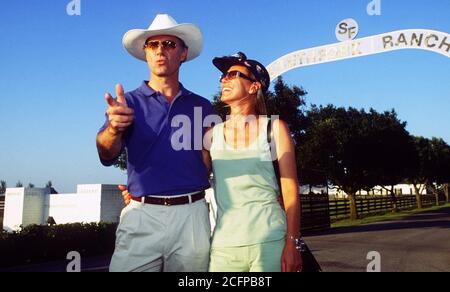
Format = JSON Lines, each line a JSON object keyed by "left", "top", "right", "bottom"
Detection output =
{"left": 105, "top": 84, "right": 134, "bottom": 135}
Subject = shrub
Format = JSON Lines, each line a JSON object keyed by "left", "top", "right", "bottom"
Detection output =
{"left": 0, "top": 223, "right": 117, "bottom": 269}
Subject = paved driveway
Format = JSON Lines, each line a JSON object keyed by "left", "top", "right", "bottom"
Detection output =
{"left": 3, "top": 207, "right": 449, "bottom": 272}
{"left": 305, "top": 207, "right": 450, "bottom": 272}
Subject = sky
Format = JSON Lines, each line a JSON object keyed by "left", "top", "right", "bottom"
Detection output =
{"left": 0, "top": 0, "right": 449, "bottom": 193}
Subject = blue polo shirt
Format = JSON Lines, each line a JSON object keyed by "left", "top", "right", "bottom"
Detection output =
{"left": 99, "top": 81, "right": 216, "bottom": 197}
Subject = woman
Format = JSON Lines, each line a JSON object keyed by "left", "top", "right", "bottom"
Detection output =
{"left": 121, "top": 52, "right": 302, "bottom": 272}
{"left": 204, "top": 52, "right": 302, "bottom": 272}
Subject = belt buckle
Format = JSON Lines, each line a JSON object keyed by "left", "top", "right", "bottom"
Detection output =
{"left": 163, "top": 198, "right": 171, "bottom": 206}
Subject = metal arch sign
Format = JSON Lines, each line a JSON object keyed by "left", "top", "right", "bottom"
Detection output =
{"left": 267, "top": 29, "right": 450, "bottom": 81}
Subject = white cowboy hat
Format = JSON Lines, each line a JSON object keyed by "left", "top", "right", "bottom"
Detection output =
{"left": 122, "top": 14, "right": 203, "bottom": 62}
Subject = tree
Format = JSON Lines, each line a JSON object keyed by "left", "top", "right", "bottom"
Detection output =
{"left": 299, "top": 106, "right": 414, "bottom": 219}
{"left": 442, "top": 143, "right": 450, "bottom": 203}
{"left": 16, "top": 181, "right": 23, "bottom": 187}
{"left": 442, "top": 147, "right": 450, "bottom": 203}
{"left": 28, "top": 183, "right": 35, "bottom": 188}
{"left": 440, "top": 148, "right": 450, "bottom": 203}
{"left": 364, "top": 109, "right": 416, "bottom": 213}
{"left": 405, "top": 137, "right": 450, "bottom": 207}
{"left": 114, "top": 149, "right": 128, "bottom": 171}
{"left": 427, "top": 138, "right": 450, "bottom": 205}
{"left": 300, "top": 106, "right": 373, "bottom": 219}
{"left": 211, "top": 91, "right": 229, "bottom": 122}
{"left": 45, "top": 181, "right": 53, "bottom": 188}
{"left": 0, "top": 181, "right": 6, "bottom": 195}
{"left": 445, "top": 183, "right": 450, "bottom": 203}
{"left": 265, "top": 77, "right": 308, "bottom": 144}
{"left": 408, "top": 137, "right": 435, "bottom": 209}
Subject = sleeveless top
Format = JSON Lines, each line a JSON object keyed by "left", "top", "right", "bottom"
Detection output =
{"left": 209, "top": 117, "right": 287, "bottom": 247}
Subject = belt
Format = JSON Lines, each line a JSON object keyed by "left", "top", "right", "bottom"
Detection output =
{"left": 131, "top": 191, "right": 206, "bottom": 206}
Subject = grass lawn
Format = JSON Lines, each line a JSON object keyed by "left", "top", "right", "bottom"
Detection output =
{"left": 331, "top": 202, "right": 450, "bottom": 228}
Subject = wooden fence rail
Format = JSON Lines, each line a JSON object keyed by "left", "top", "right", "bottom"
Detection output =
{"left": 301, "top": 193, "right": 447, "bottom": 233}
{"left": 300, "top": 194, "right": 330, "bottom": 233}
{"left": 328, "top": 194, "right": 445, "bottom": 221}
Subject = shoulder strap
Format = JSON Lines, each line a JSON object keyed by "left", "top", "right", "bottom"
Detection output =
{"left": 267, "top": 118, "right": 282, "bottom": 192}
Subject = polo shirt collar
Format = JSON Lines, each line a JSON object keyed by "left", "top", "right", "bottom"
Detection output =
{"left": 139, "top": 81, "right": 191, "bottom": 98}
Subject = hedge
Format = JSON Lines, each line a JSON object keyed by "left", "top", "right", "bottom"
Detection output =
{"left": 0, "top": 223, "right": 117, "bottom": 269}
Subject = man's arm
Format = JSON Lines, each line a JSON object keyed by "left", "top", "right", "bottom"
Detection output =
{"left": 96, "top": 84, "right": 134, "bottom": 162}
{"left": 96, "top": 125, "right": 124, "bottom": 162}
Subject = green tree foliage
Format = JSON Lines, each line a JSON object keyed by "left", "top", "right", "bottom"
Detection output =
{"left": 114, "top": 149, "right": 128, "bottom": 171}
{"left": 0, "top": 181, "right": 6, "bottom": 195}
{"left": 441, "top": 145, "right": 450, "bottom": 202}
{"left": 211, "top": 90, "right": 229, "bottom": 122}
{"left": 428, "top": 138, "right": 450, "bottom": 205}
{"left": 15, "top": 181, "right": 23, "bottom": 188}
{"left": 408, "top": 136, "right": 436, "bottom": 208}
{"left": 265, "top": 77, "right": 307, "bottom": 143}
{"left": 299, "top": 105, "right": 414, "bottom": 219}
{"left": 409, "top": 137, "right": 450, "bottom": 207}
{"left": 363, "top": 109, "right": 416, "bottom": 212}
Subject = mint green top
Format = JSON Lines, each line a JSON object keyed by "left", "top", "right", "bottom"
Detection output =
{"left": 210, "top": 118, "right": 287, "bottom": 247}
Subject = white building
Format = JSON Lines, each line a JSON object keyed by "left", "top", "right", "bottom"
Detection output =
{"left": 2, "top": 184, "right": 124, "bottom": 232}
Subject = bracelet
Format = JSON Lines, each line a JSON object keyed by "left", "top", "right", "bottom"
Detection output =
{"left": 286, "top": 234, "right": 299, "bottom": 242}
{"left": 286, "top": 234, "right": 305, "bottom": 252}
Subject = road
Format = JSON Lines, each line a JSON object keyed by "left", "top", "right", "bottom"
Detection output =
{"left": 2, "top": 207, "right": 449, "bottom": 272}
{"left": 305, "top": 206, "right": 450, "bottom": 272}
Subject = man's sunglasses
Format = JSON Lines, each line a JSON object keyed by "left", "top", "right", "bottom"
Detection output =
{"left": 220, "top": 70, "right": 256, "bottom": 83}
{"left": 144, "top": 40, "right": 179, "bottom": 51}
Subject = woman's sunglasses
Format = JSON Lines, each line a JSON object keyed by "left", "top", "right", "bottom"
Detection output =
{"left": 220, "top": 70, "right": 256, "bottom": 83}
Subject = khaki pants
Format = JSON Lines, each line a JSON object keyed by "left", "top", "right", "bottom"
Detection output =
{"left": 109, "top": 198, "right": 211, "bottom": 272}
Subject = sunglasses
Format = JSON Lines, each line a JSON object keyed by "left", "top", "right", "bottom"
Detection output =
{"left": 220, "top": 70, "right": 256, "bottom": 83}
{"left": 144, "top": 40, "right": 178, "bottom": 51}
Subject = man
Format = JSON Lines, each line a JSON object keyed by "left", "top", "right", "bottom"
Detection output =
{"left": 96, "top": 14, "right": 214, "bottom": 272}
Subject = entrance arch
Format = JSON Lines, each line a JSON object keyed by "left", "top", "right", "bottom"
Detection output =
{"left": 267, "top": 29, "right": 450, "bottom": 81}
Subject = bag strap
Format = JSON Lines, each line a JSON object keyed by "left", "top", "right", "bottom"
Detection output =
{"left": 267, "top": 118, "right": 282, "bottom": 192}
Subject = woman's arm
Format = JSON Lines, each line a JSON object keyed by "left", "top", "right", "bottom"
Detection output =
{"left": 202, "top": 148, "right": 212, "bottom": 175}
{"left": 273, "top": 119, "right": 302, "bottom": 272}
